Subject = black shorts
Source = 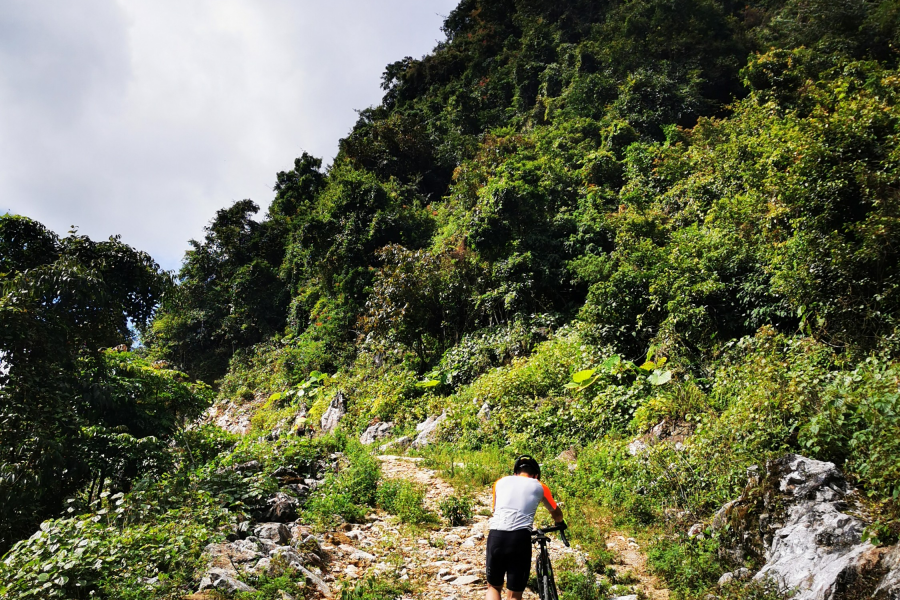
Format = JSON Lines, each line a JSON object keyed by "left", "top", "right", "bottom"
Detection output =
{"left": 485, "top": 528, "right": 532, "bottom": 592}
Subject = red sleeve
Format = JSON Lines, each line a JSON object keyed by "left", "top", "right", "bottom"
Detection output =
{"left": 540, "top": 482, "right": 558, "bottom": 510}
{"left": 492, "top": 479, "right": 498, "bottom": 512}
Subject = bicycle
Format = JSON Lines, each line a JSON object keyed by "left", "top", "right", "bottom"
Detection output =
{"left": 532, "top": 523, "right": 569, "bottom": 600}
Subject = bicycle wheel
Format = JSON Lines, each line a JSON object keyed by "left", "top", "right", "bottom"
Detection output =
{"left": 542, "top": 551, "right": 560, "bottom": 600}
{"left": 535, "top": 548, "right": 559, "bottom": 600}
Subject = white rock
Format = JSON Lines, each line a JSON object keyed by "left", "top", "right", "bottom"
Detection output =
{"left": 352, "top": 550, "right": 376, "bottom": 562}
{"left": 875, "top": 544, "right": 900, "bottom": 597}
{"left": 477, "top": 402, "right": 491, "bottom": 421}
{"left": 717, "top": 571, "right": 735, "bottom": 586}
{"left": 712, "top": 454, "right": 900, "bottom": 600}
{"left": 378, "top": 436, "right": 411, "bottom": 452}
{"left": 253, "top": 523, "right": 291, "bottom": 546}
{"left": 252, "top": 558, "right": 272, "bottom": 574}
{"left": 297, "top": 564, "right": 331, "bottom": 597}
{"left": 627, "top": 439, "right": 647, "bottom": 456}
{"left": 411, "top": 412, "right": 447, "bottom": 449}
{"left": 271, "top": 546, "right": 304, "bottom": 568}
{"left": 320, "top": 391, "right": 347, "bottom": 433}
{"left": 360, "top": 422, "right": 393, "bottom": 445}
{"left": 451, "top": 575, "right": 481, "bottom": 585}
{"left": 198, "top": 567, "right": 257, "bottom": 593}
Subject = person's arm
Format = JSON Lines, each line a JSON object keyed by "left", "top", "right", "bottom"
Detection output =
{"left": 544, "top": 500, "right": 564, "bottom": 523}
{"left": 540, "top": 482, "right": 565, "bottom": 523}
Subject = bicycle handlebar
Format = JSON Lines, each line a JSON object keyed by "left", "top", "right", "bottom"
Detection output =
{"left": 533, "top": 523, "right": 570, "bottom": 547}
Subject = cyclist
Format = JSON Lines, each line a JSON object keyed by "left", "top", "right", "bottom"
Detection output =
{"left": 485, "top": 455, "right": 565, "bottom": 600}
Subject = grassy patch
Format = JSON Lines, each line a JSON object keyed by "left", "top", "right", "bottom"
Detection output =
{"left": 376, "top": 479, "right": 436, "bottom": 524}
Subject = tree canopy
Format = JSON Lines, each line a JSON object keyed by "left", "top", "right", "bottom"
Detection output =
{"left": 0, "top": 216, "right": 211, "bottom": 552}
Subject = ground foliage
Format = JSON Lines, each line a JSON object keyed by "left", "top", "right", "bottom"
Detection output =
{"left": 152, "top": 1, "right": 900, "bottom": 595}
{"left": 7, "top": 0, "right": 900, "bottom": 598}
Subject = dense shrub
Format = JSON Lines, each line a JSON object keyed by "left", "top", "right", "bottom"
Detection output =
{"left": 376, "top": 479, "right": 434, "bottom": 524}
{"left": 304, "top": 441, "right": 381, "bottom": 527}
{"left": 0, "top": 481, "right": 234, "bottom": 599}
{"left": 803, "top": 357, "right": 900, "bottom": 530}
{"left": 439, "top": 495, "right": 474, "bottom": 526}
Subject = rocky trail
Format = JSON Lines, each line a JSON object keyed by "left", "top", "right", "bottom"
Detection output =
{"left": 191, "top": 450, "right": 670, "bottom": 599}
{"left": 319, "top": 454, "right": 669, "bottom": 600}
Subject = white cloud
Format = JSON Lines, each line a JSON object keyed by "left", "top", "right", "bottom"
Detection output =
{"left": 0, "top": 0, "right": 458, "bottom": 270}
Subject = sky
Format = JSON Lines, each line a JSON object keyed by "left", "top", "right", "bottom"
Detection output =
{"left": 0, "top": 0, "right": 459, "bottom": 271}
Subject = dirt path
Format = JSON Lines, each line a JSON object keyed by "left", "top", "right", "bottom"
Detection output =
{"left": 319, "top": 455, "right": 669, "bottom": 600}
{"left": 605, "top": 532, "right": 670, "bottom": 600}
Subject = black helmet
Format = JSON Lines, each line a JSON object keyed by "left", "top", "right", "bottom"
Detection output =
{"left": 513, "top": 455, "right": 541, "bottom": 479}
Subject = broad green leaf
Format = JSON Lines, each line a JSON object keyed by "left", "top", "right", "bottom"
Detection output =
{"left": 648, "top": 370, "right": 673, "bottom": 386}
{"left": 563, "top": 382, "right": 579, "bottom": 389}
{"left": 601, "top": 355, "right": 621, "bottom": 370}
{"left": 572, "top": 369, "right": 595, "bottom": 383}
{"left": 639, "top": 361, "right": 655, "bottom": 371}
{"left": 416, "top": 380, "right": 440, "bottom": 388}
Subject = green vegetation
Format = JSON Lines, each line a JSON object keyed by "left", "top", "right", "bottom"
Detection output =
{"left": 0, "top": 215, "right": 211, "bottom": 553}
{"left": 338, "top": 575, "right": 412, "bottom": 600}
{"left": 6, "top": 0, "right": 900, "bottom": 598}
{"left": 303, "top": 438, "right": 381, "bottom": 527}
{"left": 439, "top": 495, "right": 473, "bottom": 526}
{"left": 0, "top": 426, "right": 362, "bottom": 598}
{"left": 376, "top": 479, "right": 434, "bottom": 524}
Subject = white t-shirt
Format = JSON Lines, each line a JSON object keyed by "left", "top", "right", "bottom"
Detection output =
{"left": 488, "top": 475, "right": 558, "bottom": 531}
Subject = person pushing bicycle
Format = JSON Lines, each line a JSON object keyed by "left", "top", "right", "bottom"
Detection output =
{"left": 485, "top": 455, "right": 566, "bottom": 600}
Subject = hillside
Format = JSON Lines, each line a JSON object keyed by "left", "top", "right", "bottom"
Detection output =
{"left": 3, "top": 1, "right": 900, "bottom": 598}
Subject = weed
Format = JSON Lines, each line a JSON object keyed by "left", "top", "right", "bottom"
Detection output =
{"left": 376, "top": 479, "right": 435, "bottom": 524}
{"left": 439, "top": 495, "right": 474, "bottom": 526}
{"left": 340, "top": 574, "right": 413, "bottom": 600}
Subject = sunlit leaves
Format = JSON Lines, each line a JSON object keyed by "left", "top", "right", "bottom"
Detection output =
{"left": 648, "top": 370, "right": 673, "bottom": 386}
{"left": 572, "top": 369, "right": 596, "bottom": 383}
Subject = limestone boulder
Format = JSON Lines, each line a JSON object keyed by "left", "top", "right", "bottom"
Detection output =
{"left": 378, "top": 436, "right": 411, "bottom": 452}
{"left": 360, "top": 422, "right": 393, "bottom": 445}
{"left": 411, "top": 412, "right": 447, "bottom": 449}
{"left": 257, "top": 492, "right": 299, "bottom": 523}
{"left": 714, "top": 454, "right": 900, "bottom": 599}
{"left": 253, "top": 522, "right": 291, "bottom": 546}
{"left": 320, "top": 391, "right": 347, "bottom": 433}
{"left": 197, "top": 567, "right": 256, "bottom": 593}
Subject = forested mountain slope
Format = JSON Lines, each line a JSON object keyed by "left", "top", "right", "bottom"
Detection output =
{"left": 4, "top": 1, "right": 900, "bottom": 598}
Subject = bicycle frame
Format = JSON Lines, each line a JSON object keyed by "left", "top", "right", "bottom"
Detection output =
{"left": 531, "top": 525, "right": 569, "bottom": 600}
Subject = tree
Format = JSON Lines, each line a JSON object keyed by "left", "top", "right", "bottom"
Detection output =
{"left": 360, "top": 244, "right": 487, "bottom": 367}
{"left": 0, "top": 215, "right": 209, "bottom": 553}
{"left": 147, "top": 199, "right": 290, "bottom": 382}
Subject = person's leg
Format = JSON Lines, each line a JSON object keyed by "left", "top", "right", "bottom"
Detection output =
{"left": 485, "top": 530, "right": 505, "bottom": 600}
{"left": 485, "top": 584, "right": 503, "bottom": 600}
{"left": 504, "top": 529, "right": 532, "bottom": 600}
